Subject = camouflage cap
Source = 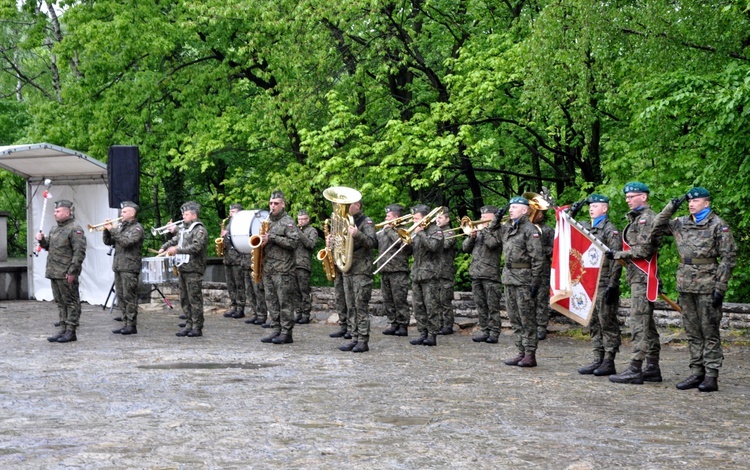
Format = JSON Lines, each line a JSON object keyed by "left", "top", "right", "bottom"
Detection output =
{"left": 686, "top": 187, "right": 710, "bottom": 200}
{"left": 54, "top": 199, "right": 73, "bottom": 209}
{"left": 509, "top": 196, "right": 529, "bottom": 206}
{"left": 297, "top": 209, "right": 309, "bottom": 216}
{"left": 120, "top": 201, "right": 139, "bottom": 211}
{"left": 480, "top": 205, "right": 499, "bottom": 214}
{"left": 181, "top": 201, "right": 200, "bottom": 213}
{"left": 438, "top": 206, "right": 450, "bottom": 216}
{"left": 385, "top": 204, "right": 404, "bottom": 215}
{"left": 587, "top": 194, "right": 610, "bottom": 204}
{"left": 270, "top": 190, "right": 285, "bottom": 201}
{"left": 411, "top": 204, "right": 430, "bottom": 216}
{"left": 230, "top": 203, "right": 243, "bottom": 211}
{"left": 623, "top": 181, "right": 649, "bottom": 194}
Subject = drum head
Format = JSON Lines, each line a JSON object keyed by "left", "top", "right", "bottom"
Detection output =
{"left": 229, "top": 210, "right": 269, "bottom": 253}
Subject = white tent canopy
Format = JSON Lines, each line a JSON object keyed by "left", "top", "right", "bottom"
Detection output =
{"left": 0, "top": 143, "right": 117, "bottom": 304}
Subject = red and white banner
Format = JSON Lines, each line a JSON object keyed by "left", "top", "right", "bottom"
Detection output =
{"left": 550, "top": 207, "right": 606, "bottom": 326}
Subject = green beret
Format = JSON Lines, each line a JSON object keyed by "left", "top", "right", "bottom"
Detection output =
{"left": 54, "top": 199, "right": 73, "bottom": 209}
{"left": 120, "top": 201, "right": 139, "bottom": 211}
{"left": 480, "top": 205, "right": 499, "bottom": 214}
{"left": 587, "top": 194, "right": 610, "bottom": 204}
{"left": 686, "top": 187, "right": 710, "bottom": 200}
{"left": 623, "top": 182, "right": 649, "bottom": 194}
{"left": 509, "top": 196, "right": 529, "bottom": 206}
{"left": 411, "top": 204, "right": 430, "bottom": 216}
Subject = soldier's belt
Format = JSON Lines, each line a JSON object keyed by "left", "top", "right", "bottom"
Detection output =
{"left": 505, "top": 263, "right": 531, "bottom": 269}
{"left": 680, "top": 257, "right": 717, "bottom": 265}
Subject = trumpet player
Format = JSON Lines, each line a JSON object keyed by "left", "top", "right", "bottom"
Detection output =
{"left": 377, "top": 204, "right": 412, "bottom": 337}
{"left": 104, "top": 201, "right": 144, "bottom": 335}
{"left": 436, "top": 207, "right": 458, "bottom": 335}
{"left": 160, "top": 201, "right": 208, "bottom": 338}
{"left": 294, "top": 210, "right": 318, "bottom": 324}
{"left": 408, "top": 204, "right": 444, "bottom": 347}
{"left": 221, "top": 203, "right": 246, "bottom": 319}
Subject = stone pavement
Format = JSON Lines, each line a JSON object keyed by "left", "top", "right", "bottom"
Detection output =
{"left": 1, "top": 300, "right": 749, "bottom": 469}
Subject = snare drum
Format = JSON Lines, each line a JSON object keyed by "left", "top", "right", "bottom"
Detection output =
{"left": 229, "top": 209, "right": 270, "bottom": 254}
{"left": 141, "top": 256, "right": 177, "bottom": 284}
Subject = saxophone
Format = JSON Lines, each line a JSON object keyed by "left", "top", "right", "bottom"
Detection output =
{"left": 215, "top": 217, "right": 229, "bottom": 257}
{"left": 316, "top": 218, "right": 336, "bottom": 281}
{"left": 250, "top": 216, "right": 270, "bottom": 283}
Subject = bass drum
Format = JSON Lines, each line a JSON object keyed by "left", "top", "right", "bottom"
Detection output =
{"left": 229, "top": 209, "right": 270, "bottom": 254}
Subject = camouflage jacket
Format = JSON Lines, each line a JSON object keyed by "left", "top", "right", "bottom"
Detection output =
{"left": 160, "top": 220, "right": 208, "bottom": 274}
{"left": 654, "top": 201, "right": 737, "bottom": 294}
{"left": 462, "top": 226, "right": 502, "bottom": 281}
{"left": 580, "top": 216, "right": 623, "bottom": 288}
{"left": 40, "top": 217, "right": 87, "bottom": 279}
{"left": 263, "top": 210, "right": 299, "bottom": 275}
{"left": 295, "top": 224, "right": 319, "bottom": 272}
{"left": 438, "top": 222, "right": 457, "bottom": 280}
{"left": 103, "top": 219, "right": 144, "bottom": 273}
{"left": 376, "top": 226, "right": 411, "bottom": 273}
{"left": 223, "top": 217, "right": 244, "bottom": 266}
{"left": 410, "top": 222, "right": 444, "bottom": 283}
{"left": 498, "top": 215, "right": 544, "bottom": 287}
{"left": 344, "top": 212, "right": 376, "bottom": 277}
{"left": 535, "top": 220, "right": 555, "bottom": 269}
{"left": 613, "top": 206, "right": 662, "bottom": 285}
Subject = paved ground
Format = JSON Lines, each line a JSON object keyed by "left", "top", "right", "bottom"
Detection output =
{"left": 1, "top": 300, "right": 749, "bottom": 469}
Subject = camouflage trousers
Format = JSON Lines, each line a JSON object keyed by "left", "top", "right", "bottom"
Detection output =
{"left": 114, "top": 271, "right": 139, "bottom": 327}
{"left": 505, "top": 284, "right": 538, "bottom": 353}
{"left": 295, "top": 268, "right": 312, "bottom": 319}
{"left": 51, "top": 278, "right": 81, "bottom": 330}
{"left": 225, "top": 264, "right": 245, "bottom": 309}
{"left": 178, "top": 272, "right": 204, "bottom": 330}
{"left": 535, "top": 280, "right": 552, "bottom": 333}
{"left": 628, "top": 282, "right": 660, "bottom": 362}
{"left": 243, "top": 271, "right": 267, "bottom": 320}
{"left": 588, "top": 285, "right": 621, "bottom": 355}
{"left": 334, "top": 273, "right": 348, "bottom": 329}
{"left": 471, "top": 278, "right": 502, "bottom": 336}
{"left": 343, "top": 274, "right": 373, "bottom": 342}
{"left": 439, "top": 277, "right": 455, "bottom": 330}
{"left": 380, "top": 271, "right": 410, "bottom": 327}
{"left": 412, "top": 279, "right": 440, "bottom": 336}
{"left": 679, "top": 292, "right": 723, "bottom": 377}
{"left": 264, "top": 272, "right": 296, "bottom": 335}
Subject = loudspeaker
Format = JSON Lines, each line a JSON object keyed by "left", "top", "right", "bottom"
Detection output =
{"left": 107, "top": 146, "right": 140, "bottom": 209}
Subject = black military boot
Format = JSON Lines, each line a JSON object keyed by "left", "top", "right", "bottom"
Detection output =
{"left": 178, "top": 314, "right": 187, "bottom": 320}
{"left": 261, "top": 331, "right": 280, "bottom": 343}
{"left": 352, "top": 341, "right": 369, "bottom": 353}
{"left": 410, "top": 332, "right": 427, "bottom": 345}
{"left": 578, "top": 354, "right": 604, "bottom": 375}
{"left": 609, "top": 360, "right": 644, "bottom": 384}
{"left": 121, "top": 325, "right": 137, "bottom": 335}
{"left": 113, "top": 316, "right": 123, "bottom": 322}
{"left": 422, "top": 335, "right": 437, "bottom": 346}
{"left": 537, "top": 329, "right": 547, "bottom": 341}
{"left": 394, "top": 326, "right": 408, "bottom": 336}
{"left": 518, "top": 352, "right": 537, "bottom": 367}
{"left": 642, "top": 357, "right": 663, "bottom": 382}
{"left": 112, "top": 327, "right": 125, "bottom": 334}
{"left": 676, "top": 374, "right": 705, "bottom": 390}
{"left": 297, "top": 315, "right": 311, "bottom": 324}
{"left": 438, "top": 326, "right": 454, "bottom": 335}
{"left": 232, "top": 308, "right": 245, "bottom": 319}
{"left": 54, "top": 321, "right": 61, "bottom": 327}
{"left": 260, "top": 321, "right": 272, "bottom": 329}
{"left": 472, "top": 331, "right": 489, "bottom": 343}
{"left": 329, "top": 326, "right": 348, "bottom": 338}
{"left": 382, "top": 325, "right": 398, "bottom": 335}
{"left": 57, "top": 329, "right": 77, "bottom": 343}
{"left": 272, "top": 332, "right": 293, "bottom": 344}
{"left": 338, "top": 340, "right": 358, "bottom": 351}
{"left": 245, "top": 314, "right": 258, "bottom": 324}
{"left": 178, "top": 322, "right": 186, "bottom": 328}
{"left": 485, "top": 333, "right": 499, "bottom": 344}
{"left": 223, "top": 307, "right": 236, "bottom": 318}
{"left": 187, "top": 328, "right": 202, "bottom": 337}
{"left": 344, "top": 331, "right": 352, "bottom": 339}
{"left": 698, "top": 376, "right": 718, "bottom": 392}
{"left": 175, "top": 327, "right": 192, "bottom": 337}
{"left": 47, "top": 328, "right": 66, "bottom": 342}
{"left": 503, "top": 352, "right": 525, "bottom": 366}
{"left": 593, "top": 353, "right": 617, "bottom": 376}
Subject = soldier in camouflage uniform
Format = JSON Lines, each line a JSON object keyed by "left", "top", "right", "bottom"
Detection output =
{"left": 496, "top": 196, "right": 544, "bottom": 367}
{"left": 462, "top": 205, "right": 503, "bottom": 343}
{"left": 608, "top": 182, "right": 664, "bottom": 384}
{"left": 222, "top": 204, "right": 247, "bottom": 319}
{"left": 436, "top": 207, "right": 457, "bottom": 335}
{"left": 161, "top": 201, "right": 208, "bottom": 337}
{"left": 242, "top": 253, "right": 268, "bottom": 325}
{"left": 104, "top": 201, "right": 144, "bottom": 335}
{"left": 654, "top": 187, "right": 736, "bottom": 393}
{"left": 570, "top": 194, "right": 623, "bottom": 376}
{"left": 338, "top": 200, "right": 377, "bottom": 352}
{"left": 408, "top": 205, "right": 444, "bottom": 347}
{"left": 377, "top": 204, "right": 412, "bottom": 337}
{"left": 39, "top": 200, "right": 87, "bottom": 343}
{"left": 328, "top": 265, "right": 350, "bottom": 338}
{"left": 259, "top": 191, "right": 300, "bottom": 345}
{"left": 294, "top": 210, "right": 318, "bottom": 324}
{"left": 531, "top": 210, "right": 555, "bottom": 340}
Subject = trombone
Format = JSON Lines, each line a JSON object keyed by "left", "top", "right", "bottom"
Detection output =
{"left": 444, "top": 216, "right": 492, "bottom": 240}
{"left": 151, "top": 220, "right": 184, "bottom": 236}
{"left": 88, "top": 217, "right": 123, "bottom": 232}
{"left": 375, "top": 213, "right": 413, "bottom": 229}
{"left": 374, "top": 207, "right": 442, "bottom": 275}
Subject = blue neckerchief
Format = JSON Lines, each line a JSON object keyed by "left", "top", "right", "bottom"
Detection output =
{"left": 592, "top": 215, "right": 608, "bottom": 227}
{"left": 693, "top": 207, "right": 711, "bottom": 223}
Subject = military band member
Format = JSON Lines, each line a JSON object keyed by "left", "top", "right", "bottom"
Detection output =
{"left": 653, "top": 187, "right": 736, "bottom": 392}
{"left": 607, "top": 182, "right": 664, "bottom": 384}
{"left": 328, "top": 264, "right": 350, "bottom": 338}
{"left": 462, "top": 205, "right": 503, "bottom": 343}
{"left": 532, "top": 209, "right": 555, "bottom": 340}
{"left": 377, "top": 204, "right": 412, "bottom": 337}
{"left": 104, "top": 201, "right": 145, "bottom": 335}
{"left": 294, "top": 210, "right": 318, "bottom": 324}
{"left": 242, "top": 254, "right": 268, "bottom": 326}
{"left": 161, "top": 201, "right": 208, "bottom": 337}
{"left": 338, "top": 199, "right": 377, "bottom": 352}
{"left": 222, "top": 203, "right": 246, "bottom": 319}
{"left": 408, "top": 205, "right": 444, "bottom": 347}
{"left": 436, "top": 207, "right": 457, "bottom": 335}
{"left": 38, "top": 200, "right": 87, "bottom": 343}
{"left": 259, "top": 191, "right": 300, "bottom": 345}
{"left": 570, "top": 195, "right": 623, "bottom": 376}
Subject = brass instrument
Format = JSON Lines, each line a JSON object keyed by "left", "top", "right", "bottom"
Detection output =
{"left": 375, "top": 213, "right": 413, "bottom": 229}
{"left": 444, "top": 216, "right": 492, "bottom": 240}
{"left": 316, "top": 218, "right": 336, "bottom": 282}
{"left": 523, "top": 191, "right": 551, "bottom": 222}
{"left": 250, "top": 216, "right": 270, "bottom": 283}
{"left": 151, "top": 220, "right": 184, "bottom": 236}
{"left": 215, "top": 217, "right": 229, "bottom": 257}
{"left": 323, "top": 186, "right": 362, "bottom": 273}
{"left": 374, "top": 206, "right": 442, "bottom": 275}
{"left": 87, "top": 217, "right": 123, "bottom": 232}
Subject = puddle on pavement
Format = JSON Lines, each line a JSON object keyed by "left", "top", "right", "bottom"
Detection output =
{"left": 137, "top": 362, "right": 278, "bottom": 370}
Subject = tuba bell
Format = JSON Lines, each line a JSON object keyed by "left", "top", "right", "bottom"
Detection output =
{"left": 323, "top": 186, "right": 362, "bottom": 273}
{"left": 523, "top": 192, "right": 551, "bottom": 222}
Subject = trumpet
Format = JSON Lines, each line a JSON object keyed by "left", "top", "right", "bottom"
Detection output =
{"left": 151, "top": 220, "right": 184, "bottom": 236}
{"left": 88, "top": 217, "right": 123, "bottom": 232}
{"left": 375, "top": 213, "right": 413, "bottom": 229}
{"left": 444, "top": 216, "right": 492, "bottom": 240}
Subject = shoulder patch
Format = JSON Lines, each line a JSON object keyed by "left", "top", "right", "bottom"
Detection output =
{"left": 722, "top": 226, "right": 730, "bottom": 232}
{"left": 613, "top": 230, "right": 619, "bottom": 235}
{"left": 639, "top": 219, "right": 646, "bottom": 225}
{"left": 75, "top": 230, "right": 83, "bottom": 235}
{"left": 532, "top": 233, "right": 539, "bottom": 238}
